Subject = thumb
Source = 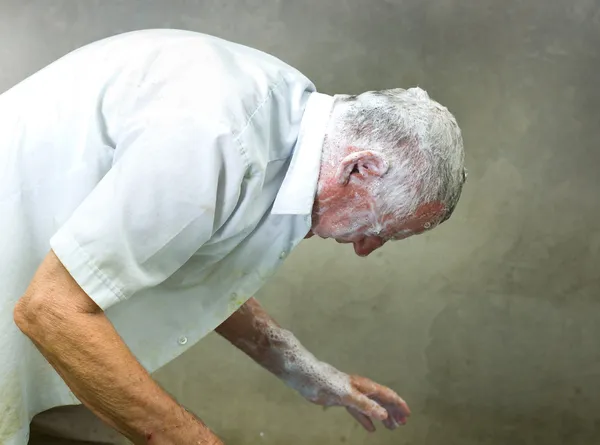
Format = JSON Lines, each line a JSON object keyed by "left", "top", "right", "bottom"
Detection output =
{"left": 346, "top": 393, "right": 388, "bottom": 421}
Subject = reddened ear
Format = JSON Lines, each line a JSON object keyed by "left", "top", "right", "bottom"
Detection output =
{"left": 335, "top": 150, "right": 389, "bottom": 186}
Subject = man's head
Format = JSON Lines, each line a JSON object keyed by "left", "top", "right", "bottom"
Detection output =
{"left": 309, "top": 87, "right": 466, "bottom": 256}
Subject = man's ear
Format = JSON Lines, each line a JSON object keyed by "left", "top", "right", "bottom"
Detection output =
{"left": 335, "top": 150, "right": 389, "bottom": 186}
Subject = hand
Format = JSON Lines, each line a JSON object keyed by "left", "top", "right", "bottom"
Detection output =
{"left": 290, "top": 362, "right": 410, "bottom": 432}
{"left": 342, "top": 375, "right": 411, "bottom": 432}
{"left": 213, "top": 299, "right": 409, "bottom": 433}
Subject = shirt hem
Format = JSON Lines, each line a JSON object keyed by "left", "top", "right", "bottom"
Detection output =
{"left": 49, "top": 230, "right": 125, "bottom": 310}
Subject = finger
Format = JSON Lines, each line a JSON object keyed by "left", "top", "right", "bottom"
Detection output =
{"left": 369, "top": 396, "right": 408, "bottom": 425}
{"left": 388, "top": 404, "right": 409, "bottom": 425}
{"left": 352, "top": 377, "right": 411, "bottom": 417}
{"left": 387, "top": 394, "right": 410, "bottom": 418}
{"left": 382, "top": 414, "right": 400, "bottom": 430}
{"left": 350, "top": 375, "right": 379, "bottom": 394}
{"left": 346, "top": 407, "right": 376, "bottom": 433}
{"left": 345, "top": 393, "right": 388, "bottom": 421}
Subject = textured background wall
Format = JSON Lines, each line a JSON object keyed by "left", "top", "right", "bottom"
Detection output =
{"left": 2, "top": 1, "right": 600, "bottom": 444}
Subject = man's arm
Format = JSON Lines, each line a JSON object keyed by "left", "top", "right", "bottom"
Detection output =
{"left": 215, "top": 297, "right": 410, "bottom": 432}
{"left": 14, "top": 250, "right": 223, "bottom": 445}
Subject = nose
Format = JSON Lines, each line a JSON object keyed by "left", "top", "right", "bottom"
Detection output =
{"left": 353, "top": 237, "right": 385, "bottom": 257}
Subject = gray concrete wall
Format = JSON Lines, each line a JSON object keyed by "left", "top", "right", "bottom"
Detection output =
{"left": 2, "top": 1, "right": 599, "bottom": 444}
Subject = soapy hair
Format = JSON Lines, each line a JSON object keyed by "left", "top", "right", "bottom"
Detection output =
{"left": 329, "top": 87, "right": 467, "bottom": 224}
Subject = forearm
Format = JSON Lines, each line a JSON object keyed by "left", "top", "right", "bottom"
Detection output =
{"left": 15, "top": 252, "right": 222, "bottom": 445}
{"left": 24, "top": 312, "right": 217, "bottom": 444}
{"left": 215, "top": 297, "right": 300, "bottom": 378}
{"left": 216, "top": 298, "right": 409, "bottom": 430}
{"left": 215, "top": 298, "right": 348, "bottom": 402}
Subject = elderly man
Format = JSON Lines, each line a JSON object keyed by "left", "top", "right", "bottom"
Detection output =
{"left": 1, "top": 29, "right": 466, "bottom": 444}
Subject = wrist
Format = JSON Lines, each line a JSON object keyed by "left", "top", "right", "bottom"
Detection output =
{"left": 267, "top": 332, "right": 350, "bottom": 402}
{"left": 265, "top": 328, "right": 321, "bottom": 381}
{"left": 135, "top": 406, "right": 222, "bottom": 445}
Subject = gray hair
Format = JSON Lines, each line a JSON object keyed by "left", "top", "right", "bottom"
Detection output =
{"left": 331, "top": 87, "right": 466, "bottom": 223}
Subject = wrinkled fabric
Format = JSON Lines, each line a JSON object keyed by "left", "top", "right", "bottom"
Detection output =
{"left": 0, "top": 29, "right": 334, "bottom": 444}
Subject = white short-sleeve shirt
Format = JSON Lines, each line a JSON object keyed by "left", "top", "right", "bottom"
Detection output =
{"left": 0, "top": 29, "right": 334, "bottom": 444}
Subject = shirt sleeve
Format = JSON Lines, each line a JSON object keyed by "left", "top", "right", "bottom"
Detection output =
{"left": 50, "top": 115, "right": 246, "bottom": 310}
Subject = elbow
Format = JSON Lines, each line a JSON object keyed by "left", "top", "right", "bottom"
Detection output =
{"left": 13, "top": 291, "right": 56, "bottom": 339}
{"left": 13, "top": 294, "right": 33, "bottom": 335}
{"left": 14, "top": 250, "right": 100, "bottom": 340}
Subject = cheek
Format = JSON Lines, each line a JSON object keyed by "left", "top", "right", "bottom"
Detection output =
{"left": 314, "top": 185, "right": 378, "bottom": 237}
{"left": 320, "top": 208, "right": 373, "bottom": 236}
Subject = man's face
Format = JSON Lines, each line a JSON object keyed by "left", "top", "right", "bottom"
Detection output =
{"left": 333, "top": 211, "right": 441, "bottom": 256}
{"left": 308, "top": 146, "right": 449, "bottom": 256}
{"left": 310, "top": 188, "right": 445, "bottom": 257}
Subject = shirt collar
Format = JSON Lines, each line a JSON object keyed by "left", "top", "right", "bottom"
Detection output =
{"left": 271, "top": 92, "right": 335, "bottom": 215}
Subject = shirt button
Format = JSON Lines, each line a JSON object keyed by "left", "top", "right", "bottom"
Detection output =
{"left": 178, "top": 336, "right": 188, "bottom": 345}
{"left": 279, "top": 251, "right": 287, "bottom": 259}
